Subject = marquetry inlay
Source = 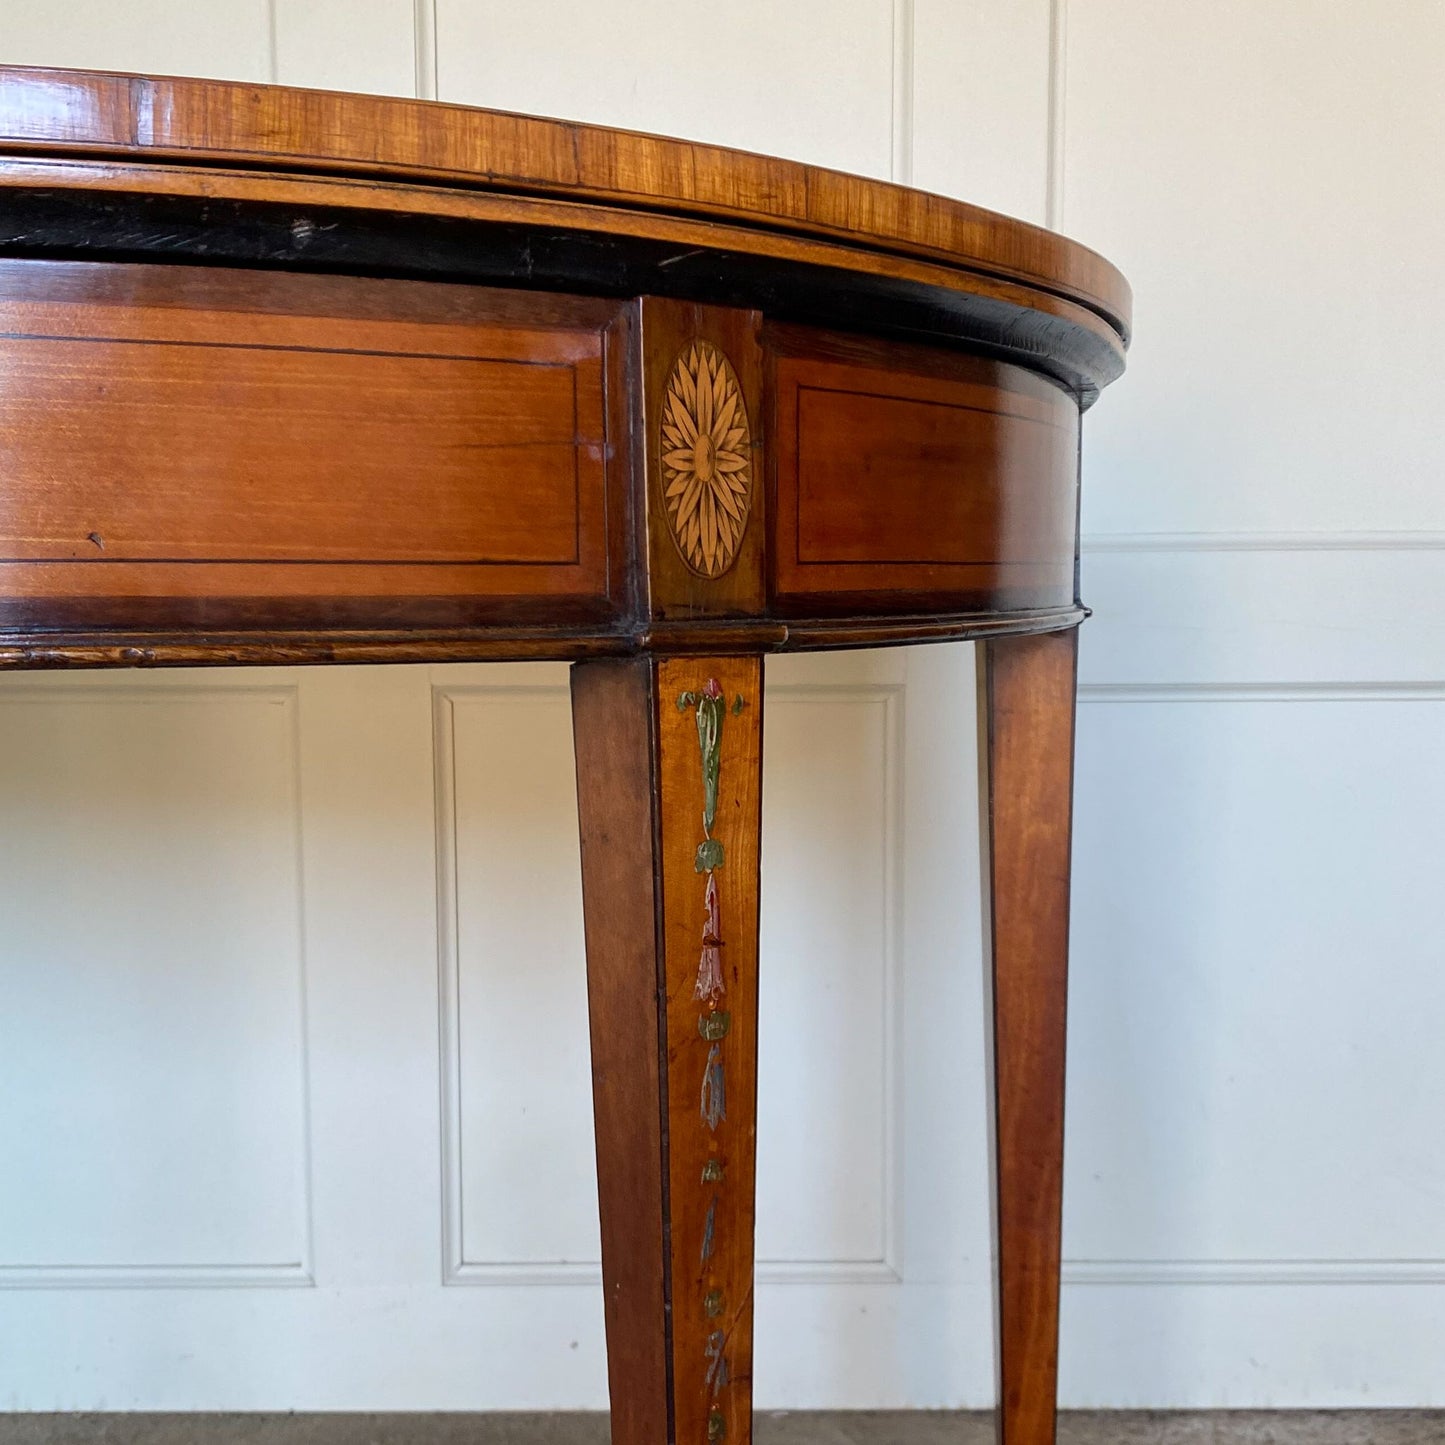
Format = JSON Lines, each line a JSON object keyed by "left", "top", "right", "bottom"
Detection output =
{"left": 660, "top": 342, "right": 753, "bottom": 579}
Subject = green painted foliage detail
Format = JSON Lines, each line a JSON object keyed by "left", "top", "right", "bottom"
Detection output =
{"left": 678, "top": 681, "right": 740, "bottom": 839}
{"left": 694, "top": 692, "right": 724, "bottom": 832}
{"left": 698, "top": 1010, "right": 732, "bottom": 1041}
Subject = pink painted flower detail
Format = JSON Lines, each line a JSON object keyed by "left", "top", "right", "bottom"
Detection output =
{"left": 695, "top": 871, "right": 725, "bottom": 1003}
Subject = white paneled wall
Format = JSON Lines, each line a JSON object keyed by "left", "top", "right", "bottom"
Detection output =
{"left": 2, "top": 0, "right": 1443, "bottom": 1413}
{"left": 5, "top": 0, "right": 274, "bottom": 81}
{"left": 1056, "top": 0, "right": 1445, "bottom": 1410}
{"left": 0, "top": 687, "right": 309, "bottom": 1288}
{"left": 1064, "top": 0, "right": 1445, "bottom": 537}
{"left": 435, "top": 1, "right": 897, "bottom": 176}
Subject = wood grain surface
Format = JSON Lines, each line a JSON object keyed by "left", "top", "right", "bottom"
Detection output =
{"left": 657, "top": 657, "right": 762, "bottom": 1445}
{"left": 769, "top": 327, "right": 1079, "bottom": 615}
{"left": 0, "top": 259, "right": 627, "bottom": 629}
{"left": 0, "top": 161, "right": 1124, "bottom": 402}
{"left": 0, "top": 67, "right": 1130, "bottom": 343}
{"left": 571, "top": 659, "right": 672, "bottom": 1445}
{"left": 979, "top": 631, "right": 1080, "bottom": 1445}
{"left": 572, "top": 656, "right": 764, "bottom": 1445}
{"left": 639, "top": 302, "right": 766, "bottom": 623}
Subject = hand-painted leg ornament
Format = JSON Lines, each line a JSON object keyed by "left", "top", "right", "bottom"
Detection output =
{"left": 696, "top": 871, "right": 725, "bottom": 1002}
{"left": 679, "top": 680, "right": 732, "bottom": 999}
{"left": 677, "top": 674, "right": 749, "bottom": 1444}
{"left": 704, "top": 1330, "right": 730, "bottom": 1395}
{"left": 701, "top": 1043, "right": 726, "bottom": 1130}
{"left": 677, "top": 677, "right": 727, "bottom": 847}
{"left": 701, "top": 1194, "right": 718, "bottom": 1263}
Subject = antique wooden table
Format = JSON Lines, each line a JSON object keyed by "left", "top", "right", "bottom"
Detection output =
{"left": 0, "top": 68, "right": 1129, "bottom": 1445}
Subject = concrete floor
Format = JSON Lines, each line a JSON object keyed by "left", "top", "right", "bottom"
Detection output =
{"left": 0, "top": 1415, "right": 1439, "bottom": 1444}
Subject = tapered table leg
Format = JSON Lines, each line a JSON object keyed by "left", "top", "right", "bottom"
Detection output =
{"left": 572, "top": 655, "right": 764, "bottom": 1445}
{"left": 978, "top": 629, "right": 1080, "bottom": 1445}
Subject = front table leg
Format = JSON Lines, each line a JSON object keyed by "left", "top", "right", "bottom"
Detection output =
{"left": 572, "top": 655, "right": 764, "bottom": 1445}
{"left": 979, "top": 630, "right": 1080, "bottom": 1445}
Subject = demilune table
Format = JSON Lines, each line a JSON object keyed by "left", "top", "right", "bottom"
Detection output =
{"left": 0, "top": 68, "right": 1130, "bottom": 1445}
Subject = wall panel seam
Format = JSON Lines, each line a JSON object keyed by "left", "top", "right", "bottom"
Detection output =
{"left": 265, "top": 0, "right": 280, "bottom": 86}
{"left": 1064, "top": 1259, "right": 1445, "bottom": 1287}
{"left": 1083, "top": 531, "right": 1445, "bottom": 553}
{"left": 1045, "top": 0, "right": 1069, "bottom": 229}
{"left": 767, "top": 682, "right": 904, "bottom": 1283}
{"left": 434, "top": 686, "right": 465, "bottom": 1285}
{"left": 890, "top": 0, "right": 915, "bottom": 187}
{"left": 414, "top": 0, "right": 438, "bottom": 100}
{"left": 1079, "top": 682, "right": 1445, "bottom": 703}
{"left": 0, "top": 1264, "right": 313, "bottom": 1290}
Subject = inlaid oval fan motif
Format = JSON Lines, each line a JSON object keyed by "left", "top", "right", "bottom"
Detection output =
{"left": 660, "top": 342, "right": 752, "bottom": 578}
